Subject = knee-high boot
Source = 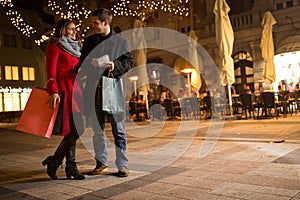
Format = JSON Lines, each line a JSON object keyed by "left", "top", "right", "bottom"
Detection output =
{"left": 42, "top": 137, "right": 70, "bottom": 180}
{"left": 65, "top": 144, "right": 85, "bottom": 180}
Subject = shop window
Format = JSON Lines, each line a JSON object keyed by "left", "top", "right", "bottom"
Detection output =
{"left": 20, "top": 92, "right": 30, "bottom": 110}
{"left": 4, "top": 93, "right": 20, "bottom": 111}
{"left": 5, "top": 65, "right": 19, "bottom": 80}
{"left": 3, "top": 34, "right": 16, "bottom": 47}
{"left": 0, "top": 93, "right": 3, "bottom": 112}
{"left": 22, "top": 66, "right": 35, "bottom": 81}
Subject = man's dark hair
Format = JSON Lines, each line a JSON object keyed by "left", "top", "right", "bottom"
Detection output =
{"left": 92, "top": 8, "right": 112, "bottom": 25}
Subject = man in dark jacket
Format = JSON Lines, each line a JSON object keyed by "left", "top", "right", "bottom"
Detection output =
{"left": 80, "top": 8, "right": 133, "bottom": 177}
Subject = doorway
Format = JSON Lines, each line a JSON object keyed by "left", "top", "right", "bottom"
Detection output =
{"left": 233, "top": 51, "right": 254, "bottom": 94}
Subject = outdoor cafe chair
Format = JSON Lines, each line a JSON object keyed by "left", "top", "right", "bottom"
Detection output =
{"left": 129, "top": 101, "right": 148, "bottom": 121}
{"left": 163, "top": 99, "right": 181, "bottom": 120}
{"left": 202, "top": 96, "right": 226, "bottom": 119}
{"left": 240, "top": 93, "right": 259, "bottom": 119}
{"left": 180, "top": 97, "right": 201, "bottom": 120}
{"left": 261, "top": 92, "right": 281, "bottom": 119}
{"left": 282, "top": 91, "right": 300, "bottom": 116}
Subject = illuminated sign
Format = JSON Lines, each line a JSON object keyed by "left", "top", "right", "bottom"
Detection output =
{"left": 0, "top": 87, "right": 32, "bottom": 93}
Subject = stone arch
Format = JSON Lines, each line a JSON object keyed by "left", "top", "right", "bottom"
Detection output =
{"left": 276, "top": 35, "right": 300, "bottom": 54}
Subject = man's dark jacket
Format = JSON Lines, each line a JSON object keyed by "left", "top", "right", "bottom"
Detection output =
{"left": 79, "top": 31, "right": 134, "bottom": 116}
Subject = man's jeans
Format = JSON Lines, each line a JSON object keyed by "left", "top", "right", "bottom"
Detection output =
{"left": 90, "top": 106, "right": 128, "bottom": 170}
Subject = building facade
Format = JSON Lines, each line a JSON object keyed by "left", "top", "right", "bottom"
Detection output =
{"left": 0, "top": 0, "right": 299, "bottom": 120}
{"left": 112, "top": 0, "right": 300, "bottom": 95}
{"left": 0, "top": 8, "right": 46, "bottom": 120}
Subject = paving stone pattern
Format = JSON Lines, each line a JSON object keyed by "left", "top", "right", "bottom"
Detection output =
{"left": 0, "top": 115, "right": 300, "bottom": 199}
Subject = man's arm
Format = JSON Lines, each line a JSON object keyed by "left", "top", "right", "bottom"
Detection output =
{"left": 112, "top": 39, "right": 134, "bottom": 77}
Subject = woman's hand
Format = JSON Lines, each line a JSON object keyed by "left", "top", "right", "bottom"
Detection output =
{"left": 49, "top": 93, "right": 60, "bottom": 109}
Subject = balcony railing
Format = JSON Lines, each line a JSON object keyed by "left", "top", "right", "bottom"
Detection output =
{"left": 230, "top": 11, "right": 261, "bottom": 31}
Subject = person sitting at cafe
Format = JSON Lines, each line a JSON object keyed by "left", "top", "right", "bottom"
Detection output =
{"left": 245, "top": 85, "right": 252, "bottom": 94}
{"left": 287, "top": 82, "right": 294, "bottom": 91}
{"left": 259, "top": 87, "right": 264, "bottom": 94}
{"left": 295, "top": 83, "right": 299, "bottom": 91}
{"left": 278, "top": 85, "right": 283, "bottom": 92}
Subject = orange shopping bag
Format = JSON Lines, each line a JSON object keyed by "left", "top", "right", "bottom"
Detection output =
{"left": 16, "top": 88, "right": 59, "bottom": 138}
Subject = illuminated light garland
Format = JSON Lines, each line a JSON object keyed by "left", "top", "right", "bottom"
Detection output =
{"left": 112, "top": 0, "right": 189, "bottom": 22}
{"left": 33, "top": 0, "right": 92, "bottom": 45}
{"left": 47, "top": 0, "right": 90, "bottom": 21}
{"left": 0, "top": 0, "right": 37, "bottom": 37}
{"left": 2, "top": 0, "right": 188, "bottom": 45}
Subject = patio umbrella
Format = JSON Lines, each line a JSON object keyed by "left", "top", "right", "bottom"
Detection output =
{"left": 214, "top": 0, "right": 235, "bottom": 115}
{"left": 133, "top": 20, "right": 147, "bottom": 66}
{"left": 260, "top": 11, "right": 277, "bottom": 84}
{"left": 188, "top": 30, "right": 202, "bottom": 93}
{"left": 132, "top": 20, "right": 149, "bottom": 117}
{"left": 174, "top": 30, "right": 202, "bottom": 97}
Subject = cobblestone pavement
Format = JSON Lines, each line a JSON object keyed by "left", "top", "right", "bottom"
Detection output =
{"left": 0, "top": 114, "right": 300, "bottom": 199}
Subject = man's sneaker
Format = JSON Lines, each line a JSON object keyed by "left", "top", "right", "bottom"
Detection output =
{"left": 117, "top": 166, "right": 129, "bottom": 177}
{"left": 92, "top": 161, "right": 107, "bottom": 175}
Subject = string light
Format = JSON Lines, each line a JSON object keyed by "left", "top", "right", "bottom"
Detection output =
{"left": 1, "top": 0, "right": 189, "bottom": 45}
{"left": 0, "top": 0, "right": 37, "bottom": 37}
{"left": 47, "top": 0, "right": 90, "bottom": 20}
{"left": 35, "top": 0, "right": 91, "bottom": 45}
{"left": 112, "top": 0, "right": 189, "bottom": 22}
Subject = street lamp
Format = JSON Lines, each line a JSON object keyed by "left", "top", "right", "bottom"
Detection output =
{"left": 152, "top": 70, "right": 160, "bottom": 100}
{"left": 128, "top": 76, "right": 139, "bottom": 99}
{"left": 181, "top": 68, "right": 194, "bottom": 97}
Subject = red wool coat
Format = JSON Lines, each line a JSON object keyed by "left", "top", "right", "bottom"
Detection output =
{"left": 46, "top": 43, "right": 83, "bottom": 136}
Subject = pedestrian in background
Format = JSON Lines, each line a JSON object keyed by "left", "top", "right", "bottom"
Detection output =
{"left": 42, "top": 19, "right": 85, "bottom": 180}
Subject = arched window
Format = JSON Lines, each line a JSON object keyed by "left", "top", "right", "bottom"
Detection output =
{"left": 233, "top": 51, "right": 254, "bottom": 94}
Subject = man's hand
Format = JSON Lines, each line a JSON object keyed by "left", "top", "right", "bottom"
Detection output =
{"left": 106, "top": 61, "right": 114, "bottom": 71}
{"left": 49, "top": 93, "right": 60, "bottom": 109}
{"left": 91, "top": 60, "right": 114, "bottom": 72}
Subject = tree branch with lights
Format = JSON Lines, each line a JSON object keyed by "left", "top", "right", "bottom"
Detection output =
{"left": 0, "top": 0, "right": 37, "bottom": 37}
{"left": 1, "top": 0, "right": 189, "bottom": 46}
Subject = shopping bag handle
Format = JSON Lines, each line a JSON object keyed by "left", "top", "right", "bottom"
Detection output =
{"left": 108, "top": 71, "right": 114, "bottom": 78}
{"left": 44, "top": 78, "right": 56, "bottom": 89}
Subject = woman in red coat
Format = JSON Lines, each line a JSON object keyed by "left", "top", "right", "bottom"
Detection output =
{"left": 42, "top": 19, "right": 85, "bottom": 180}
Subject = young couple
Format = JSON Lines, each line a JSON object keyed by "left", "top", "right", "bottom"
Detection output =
{"left": 43, "top": 8, "right": 133, "bottom": 180}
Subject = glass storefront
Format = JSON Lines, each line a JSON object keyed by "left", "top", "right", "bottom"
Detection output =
{"left": 0, "top": 87, "right": 32, "bottom": 112}
{"left": 274, "top": 51, "right": 300, "bottom": 91}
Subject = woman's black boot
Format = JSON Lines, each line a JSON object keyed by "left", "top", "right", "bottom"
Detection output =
{"left": 42, "top": 156, "right": 61, "bottom": 180}
{"left": 65, "top": 144, "right": 85, "bottom": 180}
{"left": 65, "top": 161, "right": 85, "bottom": 180}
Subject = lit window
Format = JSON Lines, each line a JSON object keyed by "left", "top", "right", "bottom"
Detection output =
{"left": 4, "top": 93, "right": 20, "bottom": 111}
{"left": 20, "top": 92, "right": 30, "bottom": 110}
{"left": 22, "top": 66, "right": 35, "bottom": 81}
{"left": 0, "top": 65, "right": 2, "bottom": 80}
{"left": 5, "top": 66, "right": 19, "bottom": 80}
{"left": 0, "top": 93, "right": 3, "bottom": 112}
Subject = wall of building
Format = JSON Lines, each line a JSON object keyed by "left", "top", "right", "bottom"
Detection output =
{"left": 0, "top": 8, "right": 45, "bottom": 114}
